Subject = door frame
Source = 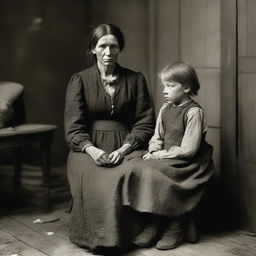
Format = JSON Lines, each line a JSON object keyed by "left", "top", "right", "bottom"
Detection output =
{"left": 220, "top": 0, "right": 237, "bottom": 211}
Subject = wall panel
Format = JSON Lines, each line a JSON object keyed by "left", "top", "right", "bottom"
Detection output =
{"left": 181, "top": 0, "right": 207, "bottom": 66}
{"left": 154, "top": 0, "right": 180, "bottom": 112}
{"left": 180, "top": 0, "right": 221, "bottom": 173}
{"left": 207, "top": 128, "right": 220, "bottom": 176}
{"left": 195, "top": 68, "right": 220, "bottom": 127}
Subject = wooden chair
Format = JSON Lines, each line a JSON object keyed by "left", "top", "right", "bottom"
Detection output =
{"left": 0, "top": 90, "right": 57, "bottom": 211}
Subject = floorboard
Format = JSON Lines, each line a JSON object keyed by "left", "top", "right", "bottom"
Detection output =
{"left": 0, "top": 229, "right": 46, "bottom": 256}
{"left": 1, "top": 207, "right": 256, "bottom": 256}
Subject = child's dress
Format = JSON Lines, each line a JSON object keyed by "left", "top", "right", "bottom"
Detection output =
{"left": 122, "top": 100, "right": 215, "bottom": 217}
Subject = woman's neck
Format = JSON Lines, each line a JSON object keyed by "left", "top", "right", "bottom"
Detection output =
{"left": 97, "top": 61, "right": 116, "bottom": 78}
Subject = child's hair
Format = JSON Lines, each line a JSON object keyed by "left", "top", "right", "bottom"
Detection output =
{"left": 159, "top": 62, "right": 200, "bottom": 96}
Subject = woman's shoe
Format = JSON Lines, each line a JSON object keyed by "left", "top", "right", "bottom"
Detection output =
{"left": 185, "top": 217, "right": 198, "bottom": 243}
{"left": 156, "top": 218, "right": 184, "bottom": 250}
{"left": 132, "top": 221, "right": 158, "bottom": 248}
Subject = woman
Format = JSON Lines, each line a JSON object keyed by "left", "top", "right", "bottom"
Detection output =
{"left": 65, "top": 24, "right": 155, "bottom": 251}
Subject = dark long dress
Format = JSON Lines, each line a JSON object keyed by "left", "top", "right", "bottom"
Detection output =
{"left": 65, "top": 64, "right": 155, "bottom": 249}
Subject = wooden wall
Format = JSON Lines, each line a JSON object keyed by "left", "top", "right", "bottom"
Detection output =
{"left": 237, "top": 0, "right": 256, "bottom": 231}
{"left": 221, "top": 0, "right": 256, "bottom": 232}
{"left": 179, "top": 0, "right": 221, "bottom": 174}
{"left": 153, "top": 0, "right": 180, "bottom": 111}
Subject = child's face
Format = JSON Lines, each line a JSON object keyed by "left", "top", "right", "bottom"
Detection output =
{"left": 162, "top": 80, "right": 190, "bottom": 104}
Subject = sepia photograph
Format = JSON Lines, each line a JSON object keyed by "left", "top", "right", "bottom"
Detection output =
{"left": 0, "top": 0, "right": 255, "bottom": 255}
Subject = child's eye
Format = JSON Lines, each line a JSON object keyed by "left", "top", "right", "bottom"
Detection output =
{"left": 165, "top": 83, "right": 175, "bottom": 88}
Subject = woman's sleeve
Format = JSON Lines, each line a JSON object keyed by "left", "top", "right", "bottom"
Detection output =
{"left": 163, "top": 107, "right": 205, "bottom": 159}
{"left": 124, "top": 72, "right": 155, "bottom": 149}
{"left": 64, "top": 74, "right": 93, "bottom": 152}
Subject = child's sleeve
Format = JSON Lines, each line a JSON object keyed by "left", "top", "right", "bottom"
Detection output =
{"left": 148, "top": 103, "right": 168, "bottom": 153}
{"left": 163, "top": 107, "right": 206, "bottom": 159}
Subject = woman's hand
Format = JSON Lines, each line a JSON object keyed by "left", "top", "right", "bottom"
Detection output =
{"left": 109, "top": 150, "right": 123, "bottom": 165}
{"left": 85, "top": 146, "right": 110, "bottom": 166}
{"left": 108, "top": 143, "right": 132, "bottom": 166}
{"left": 97, "top": 153, "right": 111, "bottom": 166}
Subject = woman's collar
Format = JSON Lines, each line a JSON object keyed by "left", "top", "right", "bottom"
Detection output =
{"left": 93, "top": 63, "right": 122, "bottom": 77}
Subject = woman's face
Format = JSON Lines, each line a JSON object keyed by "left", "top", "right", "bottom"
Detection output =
{"left": 92, "top": 34, "right": 120, "bottom": 67}
{"left": 162, "top": 80, "right": 190, "bottom": 104}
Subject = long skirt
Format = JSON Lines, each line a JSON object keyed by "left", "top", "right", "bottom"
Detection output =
{"left": 67, "top": 144, "right": 214, "bottom": 250}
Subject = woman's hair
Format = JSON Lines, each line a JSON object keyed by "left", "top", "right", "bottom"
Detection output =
{"left": 88, "top": 24, "right": 125, "bottom": 51}
{"left": 159, "top": 62, "right": 200, "bottom": 96}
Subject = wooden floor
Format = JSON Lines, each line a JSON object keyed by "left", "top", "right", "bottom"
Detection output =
{"left": 1, "top": 207, "right": 256, "bottom": 256}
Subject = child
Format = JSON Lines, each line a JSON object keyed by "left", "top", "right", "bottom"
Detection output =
{"left": 144, "top": 62, "right": 207, "bottom": 161}
{"left": 131, "top": 62, "right": 214, "bottom": 250}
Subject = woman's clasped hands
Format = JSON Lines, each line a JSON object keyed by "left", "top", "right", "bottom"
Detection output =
{"left": 86, "top": 144, "right": 132, "bottom": 167}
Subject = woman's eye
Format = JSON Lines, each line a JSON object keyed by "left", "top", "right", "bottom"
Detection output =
{"left": 111, "top": 45, "right": 119, "bottom": 50}
{"left": 99, "top": 44, "right": 106, "bottom": 48}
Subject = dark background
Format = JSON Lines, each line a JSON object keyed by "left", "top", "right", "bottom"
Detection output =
{"left": 0, "top": 0, "right": 89, "bottom": 165}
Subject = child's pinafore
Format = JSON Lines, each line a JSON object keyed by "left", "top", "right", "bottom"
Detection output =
{"left": 122, "top": 100, "right": 215, "bottom": 217}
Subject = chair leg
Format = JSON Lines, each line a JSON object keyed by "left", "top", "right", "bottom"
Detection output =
{"left": 13, "top": 147, "right": 22, "bottom": 189}
{"left": 41, "top": 141, "right": 51, "bottom": 212}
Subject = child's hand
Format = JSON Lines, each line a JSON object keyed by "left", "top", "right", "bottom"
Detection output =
{"left": 148, "top": 143, "right": 162, "bottom": 153}
{"left": 143, "top": 150, "right": 167, "bottom": 160}
{"left": 162, "top": 147, "right": 180, "bottom": 159}
{"left": 142, "top": 152, "right": 153, "bottom": 160}
{"left": 151, "top": 151, "right": 165, "bottom": 160}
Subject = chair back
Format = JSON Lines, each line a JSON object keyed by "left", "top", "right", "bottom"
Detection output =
{"left": 11, "top": 92, "right": 26, "bottom": 126}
